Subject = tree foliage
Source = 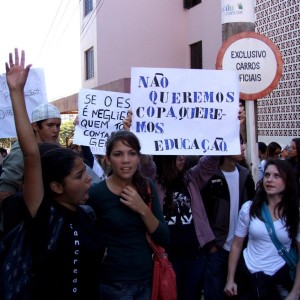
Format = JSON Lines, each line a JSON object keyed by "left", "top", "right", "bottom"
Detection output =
{"left": 0, "top": 121, "right": 76, "bottom": 150}
{"left": 0, "top": 138, "right": 15, "bottom": 149}
{"left": 59, "top": 120, "right": 75, "bottom": 147}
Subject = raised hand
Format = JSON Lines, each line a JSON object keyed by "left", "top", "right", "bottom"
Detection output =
{"left": 5, "top": 48, "right": 32, "bottom": 92}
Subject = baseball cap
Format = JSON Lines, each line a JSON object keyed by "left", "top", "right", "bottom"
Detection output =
{"left": 31, "top": 103, "right": 61, "bottom": 123}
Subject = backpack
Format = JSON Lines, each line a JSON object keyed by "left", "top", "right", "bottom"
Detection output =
{"left": 0, "top": 222, "right": 33, "bottom": 300}
{"left": 0, "top": 205, "right": 63, "bottom": 300}
{"left": 0, "top": 193, "right": 28, "bottom": 240}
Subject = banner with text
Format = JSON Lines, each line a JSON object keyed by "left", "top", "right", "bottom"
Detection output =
{"left": 130, "top": 67, "right": 240, "bottom": 155}
{"left": 0, "top": 68, "right": 47, "bottom": 138}
{"left": 73, "top": 88, "right": 131, "bottom": 154}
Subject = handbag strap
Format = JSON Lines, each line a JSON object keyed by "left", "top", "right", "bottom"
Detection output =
{"left": 146, "top": 181, "right": 166, "bottom": 257}
{"left": 261, "top": 201, "right": 293, "bottom": 266}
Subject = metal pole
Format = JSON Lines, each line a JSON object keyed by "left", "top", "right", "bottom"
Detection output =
{"left": 222, "top": 5, "right": 259, "bottom": 185}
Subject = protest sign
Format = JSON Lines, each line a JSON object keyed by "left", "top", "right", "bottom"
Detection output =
{"left": 130, "top": 67, "right": 240, "bottom": 155}
{"left": 73, "top": 88, "right": 130, "bottom": 154}
{"left": 0, "top": 68, "right": 48, "bottom": 138}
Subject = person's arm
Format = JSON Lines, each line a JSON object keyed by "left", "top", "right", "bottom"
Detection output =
{"left": 224, "top": 235, "right": 245, "bottom": 297}
{"left": 286, "top": 242, "right": 300, "bottom": 300}
{"left": 139, "top": 155, "right": 156, "bottom": 181}
{"left": 6, "top": 49, "right": 43, "bottom": 217}
{"left": 81, "top": 145, "right": 94, "bottom": 168}
{"left": 0, "top": 143, "right": 24, "bottom": 197}
{"left": 189, "top": 155, "right": 220, "bottom": 189}
{"left": 73, "top": 115, "right": 95, "bottom": 168}
{"left": 239, "top": 101, "right": 246, "bottom": 143}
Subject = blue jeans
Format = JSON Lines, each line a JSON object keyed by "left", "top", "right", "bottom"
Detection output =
{"left": 203, "top": 248, "right": 229, "bottom": 300}
{"left": 100, "top": 279, "right": 152, "bottom": 300}
{"left": 171, "top": 250, "right": 206, "bottom": 300}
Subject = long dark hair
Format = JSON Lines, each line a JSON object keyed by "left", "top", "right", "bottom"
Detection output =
{"left": 105, "top": 131, "right": 150, "bottom": 203}
{"left": 250, "top": 159, "right": 299, "bottom": 240}
{"left": 41, "top": 147, "right": 81, "bottom": 196}
{"left": 154, "top": 155, "right": 188, "bottom": 208}
{"left": 291, "top": 138, "right": 300, "bottom": 163}
{"left": 266, "top": 141, "right": 281, "bottom": 158}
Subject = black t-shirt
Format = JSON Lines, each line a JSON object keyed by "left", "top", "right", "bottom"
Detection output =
{"left": 163, "top": 181, "right": 200, "bottom": 258}
{"left": 31, "top": 200, "right": 105, "bottom": 300}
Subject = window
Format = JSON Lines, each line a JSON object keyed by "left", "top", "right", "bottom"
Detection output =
{"left": 190, "top": 41, "right": 202, "bottom": 69}
{"left": 85, "top": 47, "right": 94, "bottom": 80}
{"left": 184, "top": 0, "right": 201, "bottom": 9}
{"left": 84, "top": 0, "right": 93, "bottom": 16}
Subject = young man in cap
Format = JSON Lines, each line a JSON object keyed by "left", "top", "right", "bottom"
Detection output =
{"left": 0, "top": 103, "right": 61, "bottom": 202}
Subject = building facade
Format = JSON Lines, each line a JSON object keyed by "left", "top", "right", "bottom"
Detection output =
{"left": 71, "top": 0, "right": 299, "bottom": 148}
{"left": 255, "top": 0, "right": 299, "bottom": 146}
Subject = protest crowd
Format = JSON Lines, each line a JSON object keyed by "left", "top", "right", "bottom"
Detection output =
{"left": 0, "top": 48, "right": 299, "bottom": 300}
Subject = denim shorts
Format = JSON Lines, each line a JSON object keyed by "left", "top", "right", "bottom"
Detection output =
{"left": 100, "top": 278, "right": 152, "bottom": 300}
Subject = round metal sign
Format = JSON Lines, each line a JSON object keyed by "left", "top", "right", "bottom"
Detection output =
{"left": 216, "top": 32, "right": 283, "bottom": 100}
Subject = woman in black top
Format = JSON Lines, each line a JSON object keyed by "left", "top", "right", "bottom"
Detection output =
{"left": 6, "top": 48, "right": 105, "bottom": 300}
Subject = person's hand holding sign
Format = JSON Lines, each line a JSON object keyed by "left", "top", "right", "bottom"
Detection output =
{"left": 123, "top": 109, "right": 132, "bottom": 131}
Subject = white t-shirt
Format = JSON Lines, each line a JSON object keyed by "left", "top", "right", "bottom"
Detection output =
{"left": 235, "top": 201, "right": 300, "bottom": 275}
{"left": 258, "top": 159, "right": 266, "bottom": 181}
{"left": 92, "top": 157, "right": 106, "bottom": 180}
{"left": 222, "top": 167, "right": 239, "bottom": 251}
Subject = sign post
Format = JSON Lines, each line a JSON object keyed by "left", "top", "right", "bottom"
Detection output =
{"left": 216, "top": 32, "right": 283, "bottom": 101}
{"left": 216, "top": 30, "right": 283, "bottom": 183}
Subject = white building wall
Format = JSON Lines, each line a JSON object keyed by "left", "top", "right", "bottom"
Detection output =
{"left": 80, "top": 0, "right": 99, "bottom": 89}
{"left": 80, "top": 0, "right": 222, "bottom": 88}
{"left": 186, "top": 1, "right": 222, "bottom": 70}
{"left": 79, "top": 0, "right": 299, "bottom": 147}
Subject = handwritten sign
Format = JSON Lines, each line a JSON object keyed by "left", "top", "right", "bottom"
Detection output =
{"left": 130, "top": 67, "right": 240, "bottom": 155}
{"left": 73, "top": 88, "right": 131, "bottom": 154}
{"left": 0, "top": 68, "right": 48, "bottom": 138}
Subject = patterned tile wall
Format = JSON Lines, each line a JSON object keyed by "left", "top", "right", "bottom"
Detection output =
{"left": 255, "top": 0, "right": 300, "bottom": 143}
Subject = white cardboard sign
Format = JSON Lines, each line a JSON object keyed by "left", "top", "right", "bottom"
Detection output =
{"left": 130, "top": 67, "right": 241, "bottom": 155}
{"left": 0, "top": 68, "right": 47, "bottom": 138}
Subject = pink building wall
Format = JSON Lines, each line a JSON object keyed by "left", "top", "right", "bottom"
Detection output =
{"left": 80, "top": 0, "right": 222, "bottom": 89}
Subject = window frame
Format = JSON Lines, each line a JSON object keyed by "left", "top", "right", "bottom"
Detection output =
{"left": 184, "top": 0, "right": 201, "bottom": 9}
{"left": 190, "top": 41, "right": 203, "bottom": 69}
{"left": 84, "top": 0, "right": 93, "bottom": 16}
{"left": 85, "top": 47, "right": 94, "bottom": 80}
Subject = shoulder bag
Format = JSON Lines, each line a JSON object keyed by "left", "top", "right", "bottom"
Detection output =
{"left": 146, "top": 181, "right": 177, "bottom": 300}
{"left": 261, "top": 201, "right": 298, "bottom": 280}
